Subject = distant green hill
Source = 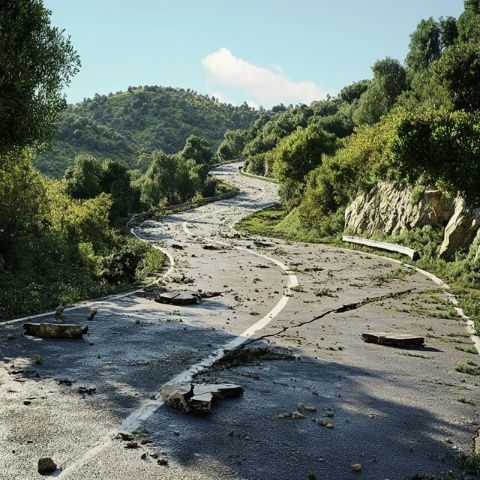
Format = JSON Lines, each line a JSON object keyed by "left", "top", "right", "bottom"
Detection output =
{"left": 35, "top": 85, "right": 258, "bottom": 177}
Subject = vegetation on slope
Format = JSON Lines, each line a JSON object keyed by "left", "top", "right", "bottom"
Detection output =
{"left": 35, "top": 86, "right": 258, "bottom": 177}
{"left": 0, "top": 0, "right": 240, "bottom": 321}
{"left": 230, "top": 0, "right": 480, "bottom": 294}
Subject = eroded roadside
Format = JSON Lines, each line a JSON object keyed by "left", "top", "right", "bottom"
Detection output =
{"left": 0, "top": 163, "right": 478, "bottom": 480}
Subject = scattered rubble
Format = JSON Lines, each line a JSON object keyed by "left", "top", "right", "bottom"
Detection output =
{"left": 254, "top": 240, "right": 274, "bottom": 248}
{"left": 23, "top": 323, "right": 88, "bottom": 339}
{"left": 77, "top": 385, "right": 96, "bottom": 395}
{"left": 161, "top": 382, "right": 243, "bottom": 414}
{"left": 125, "top": 441, "right": 139, "bottom": 449}
{"left": 198, "top": 290, "right": 226, "bottom": 299}
{"left": 56, "top": 378, "right": 74, "bottom": 386}
{"left": 362, "top": 332, "right": 424, "bottom": 347}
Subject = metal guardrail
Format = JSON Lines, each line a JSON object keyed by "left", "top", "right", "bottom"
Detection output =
{"left": 238, "top": 167, "right": 278, "bottom": 184}
{"left": 342, "top": 235, "right": 419, "bottom": 261}
{"left": 127, "top": 187, "right": 240, "bottom": 228}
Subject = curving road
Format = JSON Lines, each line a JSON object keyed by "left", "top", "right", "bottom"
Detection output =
{"left": 1, "top": 163, "right": 478, "bottom": 480}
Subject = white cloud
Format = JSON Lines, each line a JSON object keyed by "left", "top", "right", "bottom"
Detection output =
{"left": 246, "top": 100, "right": 259, "bottom": 110}
{"left": 202, "top": 47, "right": 328, "bottom": 107}
{"left": 210, "top": 90, "right": 232, "bottom": 105}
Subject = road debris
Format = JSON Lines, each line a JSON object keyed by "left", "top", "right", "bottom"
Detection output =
{"left": 203, "top": 244, "right": 223, "bottom": 250}
{"left": 23, "top": 323, "right": 88, "bottom": 339}
{"left": 362, "top": 332, "right": 424, "bottom": 347}
{"left": 77, "top": 385, "right": 96, "bottom": 395}
{"left": 253, "top": 240, "right": 274, "bottom": 248}
{"left": 161, "top": 382, "right": 243, "bottom": 414}
{"left": 155, "top": 290, "right": 199, "bottom": 306}
{"left": 38, "top": 457, "right": 57, "bottom": 474}
{"left": 54, "top": 305, "right": 65, "bottom": 322}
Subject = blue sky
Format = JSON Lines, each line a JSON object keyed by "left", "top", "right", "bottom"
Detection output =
{"left": 45, "top": 0, "right": 464, "bottom": 108}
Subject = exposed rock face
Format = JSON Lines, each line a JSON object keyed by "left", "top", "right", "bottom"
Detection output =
{"left": 345, "top": 182, "right": 480, "bottom": 260}
{"left": 344, "top": 182, "right": 453, "bottom": 237}
{"left": 439, "top": 197, "right": 480, "bottom": 260}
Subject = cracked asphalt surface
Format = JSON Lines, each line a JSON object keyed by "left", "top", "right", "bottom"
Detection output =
{"left": 1, "top": 162, "right": 479, "bottom": 479}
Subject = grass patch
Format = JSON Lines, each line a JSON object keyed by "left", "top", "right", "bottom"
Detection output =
{"left": 455, "top": 345, "right": 478, "bottom": 354}
{"left": 455, "top": 362, "right": 480, "bottom": 375}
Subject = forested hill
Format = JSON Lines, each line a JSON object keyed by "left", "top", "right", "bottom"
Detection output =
{"left": 35, "top": 85, "right": 258, "bottom": 177}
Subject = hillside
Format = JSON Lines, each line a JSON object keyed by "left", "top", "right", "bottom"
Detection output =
{"left": 35, "top": 85, "right": 258, "bottom": 177}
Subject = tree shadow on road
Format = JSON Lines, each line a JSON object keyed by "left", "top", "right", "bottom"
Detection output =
{"left": 1, "top": 296, "right": 478, "bottom": 480}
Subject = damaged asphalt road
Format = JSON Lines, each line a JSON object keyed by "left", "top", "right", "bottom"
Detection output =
{"left": 0, "top": 163, "right": 479, "bottom": 479}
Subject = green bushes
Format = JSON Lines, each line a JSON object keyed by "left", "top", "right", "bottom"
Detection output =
{"left": 390, "top": 108, "right": 480, "bottom": 205}
{"left": 35, "top": 86, "right": 258, "bottom": 177}
{"left": 0, "top": 154, "right": 165, "bottom": 321}
{"left": 97, "top": 237, "right": 149, "bottom": 283}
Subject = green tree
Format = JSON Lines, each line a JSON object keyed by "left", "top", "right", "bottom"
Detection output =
{"left": 406, "top": 18, "right": 442, "bottom": 71}
{"left": 433, "top": 41, "right": 480, "bottom": 111}
{"left": 339, "top": 80, "right": 371, "bottom": 104}
{"left": 64, "top": 154, "right": 103, "bottom": 199}
{"left": 0, "top": 0, "right": 80, "bottom": 156}
{"left": 180, "top": 135, "right": 213, "bottom": 166}
{"left": 216, "top": 129, "right": 247, "bottom": 162}
{"left": 353, "top": 58, "right": 408, "bottom": 125}
{"left": 101, "top": 160, "right": 139, "bottom": 218}
{"left": 390, "top": 108, "right": 480, "bottom": 205}
{"left": 273, "top": 124, "right": 337, "bottom": 206}
{"left": 0, "top": 150, "right": 48, "bottom": 256}
{"left": 458, "top": 0, "right": 480, "bottom": 42}
{"left": 439, "top": 16, "right": 459, "bottom": 47}
{"left": 141, "top": 152, "right": 182, "bottom": 207}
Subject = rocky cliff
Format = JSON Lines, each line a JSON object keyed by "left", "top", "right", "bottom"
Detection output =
{"left": 344, "top": 182, "right": 480, "bottom": 260}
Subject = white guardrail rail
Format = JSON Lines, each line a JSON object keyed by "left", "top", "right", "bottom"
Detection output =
{"left": 342, "top": 235, "right": 419, "bottom": 261}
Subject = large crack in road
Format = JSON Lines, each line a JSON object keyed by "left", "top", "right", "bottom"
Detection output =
{"left": 1, "top": 162, "right": 479, "bottom": 480}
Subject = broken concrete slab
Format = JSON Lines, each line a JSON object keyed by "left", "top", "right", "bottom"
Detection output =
{"left": 202, "top": 244, "right": 224, "bottom": 250}
{"left": 362, "top": 332, "right": 424, "bottom": 347}
{"left": 155, "top": 290, "right": 199, "bottom": 306}
{"left": 254, "top": 240, "right": 274, "bottom": 248}
{"left": 23, "top": 323, "right": 88, "bottom": 339}
{"left": 160, "top": 383, "right": 243, "bottom": 414}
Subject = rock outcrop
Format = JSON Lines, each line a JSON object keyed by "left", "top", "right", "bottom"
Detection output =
{"left": 345, "top": 182, "right": 453, "bottom": 237}
{"left": 439, "top": 197, "right": 480, "bottom": 260}
{"left": 345, "top": 182, "right": 480, "bottom": 260}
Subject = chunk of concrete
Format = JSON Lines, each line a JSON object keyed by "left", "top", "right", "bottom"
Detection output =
{"left": 23, "top": 323, "right": 88, "bottom": 339}
{"left": 161, "top": 383, "right": 243, "bottom": 415}
{"left": 38, "top": 457, "right": 57, "bottom": 474}
{"left": 202, "top": 244, "right": 223, "bottom": 250}
{"left": 155, "top": 290, "right": 199, "bottom": 306}
{"left": 362, "top": 332, "right": 424, "bottom": 347}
